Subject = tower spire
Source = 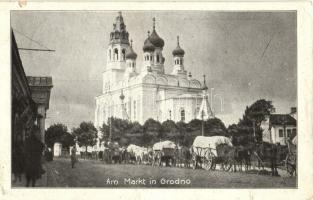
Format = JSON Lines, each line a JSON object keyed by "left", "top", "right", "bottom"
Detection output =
{"left": 153, "top": 17, "right": 156, "bottom": 30}
{"left": 202, "top": 74, "right": 208, "bottom": 91}
{"left": 177, "top": 35, "right": 180, "bottom": 46}
{"left": 130, "top": 39, "right": 133, "bottom": 47}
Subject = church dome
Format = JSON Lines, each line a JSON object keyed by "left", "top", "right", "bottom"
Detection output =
{"left": 126, "top": 40, "right": 137, "bottom": 59}
{"left": 143, "top": 37, "right": 155, "bottom": 52}
{"left": 172, "top": 36, "right": 185, "bottom": 56}
{"left": 149, "top": 30, "right": 164, "bottom": 48}
{"left": 148, "top": 18, "right": 164, "bottom": 48}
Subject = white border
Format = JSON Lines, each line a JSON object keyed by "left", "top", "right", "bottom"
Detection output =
{"left": 0, "top": 1, "right": 312, "bottom": 200}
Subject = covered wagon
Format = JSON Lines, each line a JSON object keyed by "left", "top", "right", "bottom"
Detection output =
{"left": 192, "top": 136, "right": 233, "bottom": 170}
{"left": 152, "top": 140, "right": 177, "bottom": 167}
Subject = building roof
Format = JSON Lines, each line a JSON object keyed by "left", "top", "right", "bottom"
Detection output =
{"left": 143, "top": 37, "right": 155, "bottom": 52}
{"left": 149, "top": 29, "right": 164, "bottom": 48}
{"left": 270, "top": 114, "right": 296, "bottom": 126}
{"left": 148, "top": 18, "right": 164, "bottom": 48}
{"left": 172, "top": 36, "right": 185, "bottom": 56}
{"left": 126, "top": 40, "right": 137, "bottom": 59}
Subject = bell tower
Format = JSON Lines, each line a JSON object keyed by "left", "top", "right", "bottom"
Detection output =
{"left": 106, "top": 11, "right": 130, "bottom": 70}
{"left": 103, "top": 12, "right": 130, "bottom": 93}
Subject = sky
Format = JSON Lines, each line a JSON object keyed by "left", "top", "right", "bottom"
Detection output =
{"left": 11, "top": 11, "right": 297, "bottom": 129}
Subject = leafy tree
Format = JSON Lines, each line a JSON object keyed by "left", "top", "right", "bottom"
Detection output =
{"left": 72, "top": 121, "right": 97, "bottom": 152}
{"left": 45, "top": 123, "right": 68, "bottom": 148}
{"left": 238, "top": 99, "right": 274, "bottom": 142}
{"left": 187, "top": 119, "right": 202, "bottom": 132}
{"left": 60, "top": 132, "right": 75, "bottom": 150}
{"left": 203, "top": 117, "right": 227, "bottom": 136}
{"left": 143, "top": 118, "right": 162, "bottom": 136}
{"left": 161, "top": 120, "right": 177, "bottom": 138}
{"left": 227, "top": 124, "right": 251, "bottom": 146}
{"left": 99, "top": 122, "right": 110, "bottom": 142}
{"left": 129, "top": 121, "right": 143, "bottom": 134}
{"left": 176, "top": 121, "right": 188, "bottom": 145}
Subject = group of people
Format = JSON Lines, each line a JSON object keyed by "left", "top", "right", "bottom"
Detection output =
{"left": 12, "top": 126, "right": 46, "bottom": 187}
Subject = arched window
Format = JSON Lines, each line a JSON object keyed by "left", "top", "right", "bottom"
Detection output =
{"left": 150, "top": 55, "right": 152, "bottom": 61}
{"left": 122, "top": 49, "right": 126, "bottom": 61}
{"left": 156, "top": 54, "right": 160, "bottom": 63}
{"left": 114, "top": 48, "right": 118, "bottom": 61}
{"left": 181, "top": 109, "right": 185, "bottom": 122}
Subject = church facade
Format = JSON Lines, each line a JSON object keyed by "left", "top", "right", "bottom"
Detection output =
{"left": 94, "top": 12, "right": 213, "bottom": 129}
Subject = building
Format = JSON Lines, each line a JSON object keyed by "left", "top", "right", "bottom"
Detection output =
{"left": 27, "top": 76, "right": 53, "bottom": 142}
{"left": 261, "top": 107, "right": 297, "bottom": 145}
{"left": 11, "top": 30, "right": 53, "bottom": 144}
{"left": 95, "top": 12, "right": 213, "bottom": 131}
{"left": 12, "top": 30, "right": 37, "bottom": 144}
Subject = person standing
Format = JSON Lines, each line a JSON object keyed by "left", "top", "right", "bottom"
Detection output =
{"left": 71, "top": 145, "right": 77, "bottom": 168}
{"left": 24, "top": 126, "right": 44, "bottom": 187}
{"left": 12, "top": 137, "right": 24, "bottom": 183}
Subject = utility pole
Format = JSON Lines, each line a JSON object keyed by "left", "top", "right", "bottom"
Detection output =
{"left": 201, "top": 110, "right": 204, "bottom": 136}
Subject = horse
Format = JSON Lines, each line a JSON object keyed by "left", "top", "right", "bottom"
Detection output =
{"left": 175, "top": 146, "right": 192, "bottom": 168}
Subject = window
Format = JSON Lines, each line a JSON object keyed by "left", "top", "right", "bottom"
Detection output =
{"left": 122, "top": 49, "right": 126, "bottom": 61}
{"left": 114, "top": 49, "right": 118, "bottom": 61}
{"left": 109, "top": 49, "right": 111, "bottom": 61}
{"left": 157, "top": 54, "right": 160, "bottom": 63}
{"left": 287, "top": 129, "right": 292, "bottom": 138}
{"left": 279, "top": 129, "right": 284, "bottom": 138}
{"left": 181, "top": 109, "right": 185, "bottom": 122}
{"left": 150, "top": 55, "right": 152, "bottom": 61}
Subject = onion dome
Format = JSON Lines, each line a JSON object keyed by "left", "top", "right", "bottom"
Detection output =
{"left": 148, "top": 18, "right": 164, "bottom": 48}
{"left": 172, "top": 36, "right": 185, "bottom": 56}
{"left": 143, "top": 31, "right": 155, "bottom": 52}
{"left": 126, "top": 40, "right": 137, "bottom": 59}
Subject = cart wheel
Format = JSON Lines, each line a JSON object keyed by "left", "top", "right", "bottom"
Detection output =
{"left": 285, "top": 155, "right": 296, "bottom": 176}
{"left": 203, "top": 156, "right": 213, "bottom": 170}
{"left": 222, "top": 159, "right": 232, "bottom": 171}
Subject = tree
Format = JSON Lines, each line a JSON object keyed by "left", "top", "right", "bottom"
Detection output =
{"left": 60, "top": 132, "right": 75, "bottom": 150}
{"left": 129, "top": 121, "right": 143, "bottom": 135}
{"left": 238, "top": 99, "right": 274, "bottom": 142}
{"left": 161, "top": 120, "right": 177, "bottom": 138}
{"left": 187, "top": 119, "right": 202, "bottom": 132}
{"left": 176, "top": 121, "right": 188, "bottom": 146}
{"left": 203, "top": 117, "right": 227, "bottom": 136}
{"left": 72, "top": 122, "right": 97, "bottom": 152}
{"left": 45, "top": 123, "right": 68, "bottom": 148}
{"left": 99, "top": 122, "right": 110, "bottom": 142}
{"left": 143, "top": 118, "right": 162, "bottom": 135}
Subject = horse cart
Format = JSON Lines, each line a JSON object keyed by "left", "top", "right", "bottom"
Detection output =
{"left": 285, "top": 136, "right": 297, "bottom": 176}
{"left": 192, "top": 136, "right": 233, "bottom": 171}
{"left": 152, "top": 140, "right": 176, "bottom": 167}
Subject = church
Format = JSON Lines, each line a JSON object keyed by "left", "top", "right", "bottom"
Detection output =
{"left": 94, "top": 12, "right": 213, "bottom": 129}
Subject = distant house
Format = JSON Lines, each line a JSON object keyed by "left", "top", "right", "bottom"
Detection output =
{"left": 261, "top": 108, "right": 297, "bottom": 145}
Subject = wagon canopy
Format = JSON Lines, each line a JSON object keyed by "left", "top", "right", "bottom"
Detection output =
{"left": 153, "top": 140, "right": 176, "bottom": 151}
{"left": 192, "top": 136, "right": 233, "bottom": 156}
